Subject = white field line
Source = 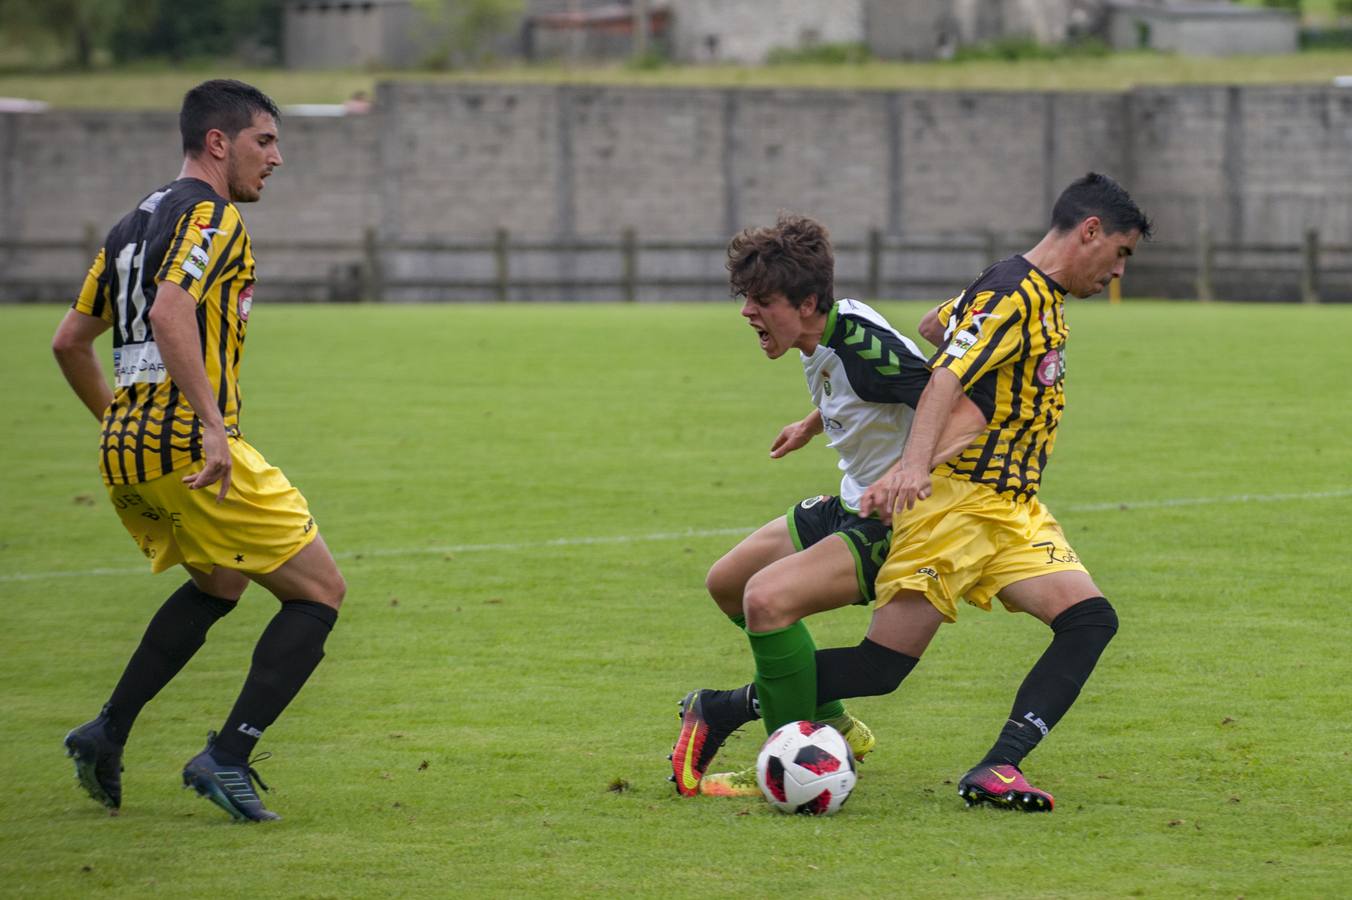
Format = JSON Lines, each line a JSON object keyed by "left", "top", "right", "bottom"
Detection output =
{"left": 2, "top": 487, "right": 1349, "bottom": 584}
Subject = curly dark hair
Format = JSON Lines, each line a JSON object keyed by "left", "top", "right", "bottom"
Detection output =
{"left": 727, "top": 214, "right": 834, "bottom": 314}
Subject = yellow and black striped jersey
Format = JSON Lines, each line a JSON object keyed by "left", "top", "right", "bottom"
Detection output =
{"left": 929, "top": 256, "right": 1067, "bottom": 501}
{"left": 73, "top": 178, "right": 256, "bottom": 485}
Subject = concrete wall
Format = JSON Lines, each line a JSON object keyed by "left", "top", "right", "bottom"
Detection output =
{"left": 284, "top": 0, "right": 433, "bottom": 69}
{"left": 3, "top": 82, "right": 1351, "bottom": 301}
{"left": 1107, "top": 5, "right": 1298, "bottom": 56}
{"left": 671, "top": 0, "right": 865, "bottom": 63}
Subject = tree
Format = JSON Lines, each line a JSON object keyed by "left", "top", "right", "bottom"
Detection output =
{"left": 0, "top": 0, "right": 126, "bottom": 68}
{"left": 414, "top": 0, "right": 525, "bottom": 68}
{"left": 110, "top": 0, "right": 283, "bottom": 63}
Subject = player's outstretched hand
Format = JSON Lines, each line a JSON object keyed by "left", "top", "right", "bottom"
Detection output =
{"left": 184, "top": 425, "right": 233, "bottom": 502}
{"left": 769, "top": 418, "right": 817, "bottom": 459}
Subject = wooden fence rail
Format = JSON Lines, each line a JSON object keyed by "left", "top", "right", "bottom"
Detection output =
{"left": 2, "top": 227, "right": 1350, "bottom": 303}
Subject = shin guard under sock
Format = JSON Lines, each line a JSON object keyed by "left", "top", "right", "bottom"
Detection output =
{"left": 748, "top": 621, "right": 819, "bottom": 733}
{"left": 980, "top": 597, "right": 1119, "bottom": 768}
{"left": 104, "top": 581, "right": 237, "bottom": 744}
{"left": 213, "top": 600, "right": 337, "bottom": 763}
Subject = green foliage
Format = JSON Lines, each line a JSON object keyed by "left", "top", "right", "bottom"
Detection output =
{"left": 414, "top": 0, "right": 525, "bottom": 69}
{"left": 0, "top": 0, "right": 127, "bottom": 68}
{"left": 1300, "top": 25, "right": 1352, "bottom": 46}
{"left": 952, "top": 35, "right": 1111, "bottom": 62}
{"left": 0, "top": 0, "right": 282, "bottom": 67}
{"left": 1260, "top": 0, "right": 1302, "bottom": 11}
{"left": 109, "top": 0, "right": 283, "bottom": 63}
{"left": 4, "top": 301, "right": 1352, "bottom": 896}
{"left": 765, "top": 42, "right": 871, "bottom": 66}
{"left": 625, "top": 47, "right": 670, "bottom": 72}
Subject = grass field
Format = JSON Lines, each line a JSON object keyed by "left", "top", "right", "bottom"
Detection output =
{"left": 3, "top": 300, "right": 1351, "bottom": 898}
{"left": 2, "top": 48, "right": 1352, "bottom": 108}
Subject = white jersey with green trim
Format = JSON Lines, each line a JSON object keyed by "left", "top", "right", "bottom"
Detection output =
{"left": 801, "top": 298, "right": 932, "bottom": 511}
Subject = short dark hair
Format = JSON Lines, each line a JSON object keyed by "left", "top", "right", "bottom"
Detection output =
{"left": 180, "top": 79, "right": 281, "bottom": 155}
{"left": 727, "top": 214, "right": 834, "bottom": 314}
{"left": 1050, "top": 172, "right": 1152, "bottom": 239}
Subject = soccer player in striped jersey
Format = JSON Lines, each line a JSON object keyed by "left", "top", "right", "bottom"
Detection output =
{"left": 670, "top": 215, "right": 988, "bottom": 797}
{"left": 52, "top": 80, "right": 346, "bottom": 822}
{"left": 853, "top": 172, "right": 1150, "bottom": 811}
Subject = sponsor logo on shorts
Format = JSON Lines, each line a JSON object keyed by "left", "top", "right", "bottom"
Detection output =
{"left": 800, "top": 496, "right": 827, "bottom": 510}
{"left": 917, "top": 566, "right": 939, "bottom": 579}
{"left": 303, "top": 517, "right": 315, "bottom": 534}
{"left": 1032, "top": 540, "right": 1079, "bottom": 565}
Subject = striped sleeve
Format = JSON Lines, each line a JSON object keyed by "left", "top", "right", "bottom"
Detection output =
{"left": 72, "top": 247, "right": 114, "bottom": 323}
{"left": 929, "top": 289, "right": 1028, "bottom": 389}
{"left": 934, "top": 295, "right": 958, "bottom": 332}
{"left": 155, "top": 200, "right": 242, "bottom": 304}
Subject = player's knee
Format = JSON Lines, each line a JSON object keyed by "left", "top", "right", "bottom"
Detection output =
{"left": 313, "top": 572, "right": 347, "bottom": 610}
{"left": 1052, "top": 596, "right": 1118, "bottom": 641}
{"left": 741, "top": 573, "right": 795, "bottom": 629}
{"left": 704, "top": 559, "right": 745, "bottom": 615}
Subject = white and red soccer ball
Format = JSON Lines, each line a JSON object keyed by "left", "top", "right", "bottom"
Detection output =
{"left": 756, "top": 721, "right": 857, "bottom": 815}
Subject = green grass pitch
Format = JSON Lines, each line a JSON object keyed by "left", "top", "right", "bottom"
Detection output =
{"left": 2, "top": 300, "right": 1350, "bottom": 898}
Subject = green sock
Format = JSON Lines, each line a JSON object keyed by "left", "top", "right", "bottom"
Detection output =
{"left": 748, "top": 621, "right": 819, "bottom": 733}
{"left": 734, "top": 611, "right": 843, "bottom": 721}
{"left": 815, "top": 698, "right": 846, "bottom": 721}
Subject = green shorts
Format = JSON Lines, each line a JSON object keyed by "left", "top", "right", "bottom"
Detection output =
{"left": 787, "top": 495, "right": 892, "bottom": 604}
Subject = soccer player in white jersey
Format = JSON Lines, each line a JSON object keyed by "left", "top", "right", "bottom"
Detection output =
{"left": 670, "top": 215, "right": 987, "bottom": 797}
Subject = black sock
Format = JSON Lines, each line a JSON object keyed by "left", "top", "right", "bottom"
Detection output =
{"left": 980, "top": 597, "right": 1118, "bottom": 769}
{"left": 103, "top": 581, "right": 237, "bottom": 744}
{"left": 816, "top": 639, "right": 920, "bottom": 703}
{"left": 728, "top": 640, "right": 919, "bottom": 722}
{"left": 697, "top": 685, "right": 758, "bottom": 732}
{"left": 213, "top": 600, "right": 337, "bottom": 764}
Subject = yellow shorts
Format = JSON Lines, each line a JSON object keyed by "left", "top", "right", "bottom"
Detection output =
{"left": 106, "top": 438, "right": 318, "bottom": 575}
{"left": 874, "top": 476, "right": 1087, "bottom": 622}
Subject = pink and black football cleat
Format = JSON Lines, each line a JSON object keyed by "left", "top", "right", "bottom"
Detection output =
{"left": 957, "top": 764, "right": 1054, "bottom": 812}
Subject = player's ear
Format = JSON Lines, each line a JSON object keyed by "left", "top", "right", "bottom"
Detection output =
{"left": 800, "top": 295, "right": 817, "bottom": 318}
{"left": 1080, "top": 216, "right": 1102, "bottom": 243}
{"left": 203, "top": 128, "right": 230, "bottom": 161}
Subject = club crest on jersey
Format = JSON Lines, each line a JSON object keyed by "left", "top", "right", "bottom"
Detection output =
{"left": 1036, "top": 349, "right": 1064, "bottom": 386}
{"left": 822, "top": 372, "right": 833, "bottom": 396}
{"left": 946, "top": 330, "right": 978, "bottom": 359}
{"left": 238, "top": 284, "right": 254, "bottom": 321}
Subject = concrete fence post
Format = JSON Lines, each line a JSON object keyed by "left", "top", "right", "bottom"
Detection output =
{"left": 494, "top": 228, "right": 510, "bottom": 303}
{"left": 1301, "top": 228, "right": 1320, "bottom": 304}
{"left": 84, "top": 222, "right": 100, "bottom": 261}
{"left": 622, "top": 227, "right": 638, "bottom": 303}
{"left": 1196, "top": 224, "right": 1214, "bottom": 303}
{"left": 867, "top": 228, "right": 882, "bottom": 299}
{"left": 362, "top": 227, "right": 383, "bottom": 302}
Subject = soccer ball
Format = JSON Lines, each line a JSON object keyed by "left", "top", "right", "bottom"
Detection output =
{"left": 755, "top": 721, "right": 857, "bottom": 815}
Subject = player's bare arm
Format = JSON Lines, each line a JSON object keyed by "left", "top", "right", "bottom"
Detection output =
{"left": 917, "top": 305, "right": 946, "bottom": 347}
{"left": 147, "top": 282, "right": 232, "bottom": 501}
{"left": 52, "top": 309, "right": 113, "bottom": 421}
{"left": 857, "top": 368, "right": 964, "bottom": 520}
{"left": 769, "top": 408, "right": 824, "bottom": 459}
